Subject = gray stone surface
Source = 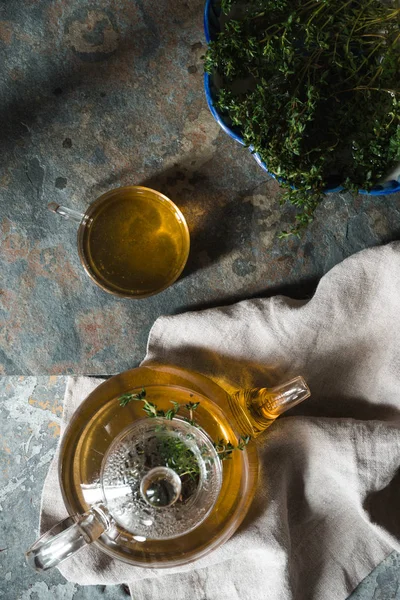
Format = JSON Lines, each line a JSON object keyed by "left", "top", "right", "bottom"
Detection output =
{"left": 350, "top": 553, "right": 400, "bottom": 600}
{"left": 1, "top": 0, "right": 400, "bottom": 375}
{"left": 1, "top": 377, "right": 400, "bottom": 599}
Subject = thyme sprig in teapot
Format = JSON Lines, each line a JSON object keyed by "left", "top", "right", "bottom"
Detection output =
{"left": 119, "top": 388, "right": 251, "bottom": 463}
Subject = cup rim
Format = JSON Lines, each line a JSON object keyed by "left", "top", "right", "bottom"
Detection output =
{"left": 77, "top": 185, "right": 190, "bottom": 299}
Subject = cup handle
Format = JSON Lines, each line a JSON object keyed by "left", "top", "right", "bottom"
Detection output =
{"left": 26, "top": 504, "right": 111, "bottom": 571}
{"left": 48, "top": 202, "right": 86, "bottom": 224}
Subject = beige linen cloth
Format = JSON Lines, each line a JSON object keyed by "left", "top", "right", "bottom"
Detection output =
{"left": 41, "top": 242, "right": 400, "bottom": 600}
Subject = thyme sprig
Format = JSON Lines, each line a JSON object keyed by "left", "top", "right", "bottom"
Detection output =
{"left": 119, "top": 389, "right": 251, "bottom": 462}
{"left": 213, "top": 435, "right": 251, "bottom": 460}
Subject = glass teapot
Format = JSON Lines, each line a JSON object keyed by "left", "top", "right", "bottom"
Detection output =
{"left": 26, "top": 364, "right": 310, "bottom": 571}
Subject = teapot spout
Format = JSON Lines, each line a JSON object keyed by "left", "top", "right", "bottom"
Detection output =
{"left": 266, "top": 376, "right": 311, "bottom": 416}
{"left": 229, "top": 376, "right": 310, "bottom": 438}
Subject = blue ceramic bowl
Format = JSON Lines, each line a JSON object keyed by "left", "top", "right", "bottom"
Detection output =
{"left": 203, "top": 0, "right": 400, "bottom": 196}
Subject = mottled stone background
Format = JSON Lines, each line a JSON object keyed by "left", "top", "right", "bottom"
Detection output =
{"left": 0, "top": 377, "right": 400, "bottom": 599}
{"left": 1, "top": 1, "right": 400, "bottom": 597}
{"left": 0, "top": 0, "right": 399, "bottom": 374}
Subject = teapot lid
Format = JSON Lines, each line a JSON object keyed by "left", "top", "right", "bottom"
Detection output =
{"left": 100, "top": 417, "right": 222, "bottom": 540}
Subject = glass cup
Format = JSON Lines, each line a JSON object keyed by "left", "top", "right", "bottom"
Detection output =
{"left": 49, "top": 186, "right": 190, "bottom": 298}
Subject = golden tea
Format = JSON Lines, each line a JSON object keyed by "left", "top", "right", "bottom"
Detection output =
{"left": 79, "top": 187, "right": 190, "bottom": 298}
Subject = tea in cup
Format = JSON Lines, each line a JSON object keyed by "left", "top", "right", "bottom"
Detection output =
{"left": 49, "top": 186, "right": 190, "bottom": 298}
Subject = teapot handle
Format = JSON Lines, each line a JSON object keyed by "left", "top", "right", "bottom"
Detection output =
{"left": 26, "top": 505, "right": 111, "bottom": 571}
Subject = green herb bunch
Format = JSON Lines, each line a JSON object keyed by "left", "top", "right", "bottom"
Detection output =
{"left": 155, "top": 435, "right": 202, "bottom": 482}
{"left": 119, "top": 388, "right": 251, "bottom": 468}
{"left": 205, "top": 0, "right": 400, "bottom": 235}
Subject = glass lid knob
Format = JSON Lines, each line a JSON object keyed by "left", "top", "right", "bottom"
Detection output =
{"left": 140, "top": 466, "right": 182, "bottom": 508}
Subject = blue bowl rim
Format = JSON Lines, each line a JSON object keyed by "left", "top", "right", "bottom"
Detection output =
{"left": 203, "top": 0, "right": 400, "bottom": 196}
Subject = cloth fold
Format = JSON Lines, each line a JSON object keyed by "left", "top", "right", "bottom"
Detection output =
{"left": 40, "top": 242, "right": 400, "bottom": 600}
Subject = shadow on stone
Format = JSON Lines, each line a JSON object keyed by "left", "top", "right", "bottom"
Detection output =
{"left": 175, "top": 274, "right": 319, "bottom": 312}
{"left": 0, "top": 8, "right": 158, "bottom": 156}
{"left": 142, "top": 164, "right": 265, "bottom": 278}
